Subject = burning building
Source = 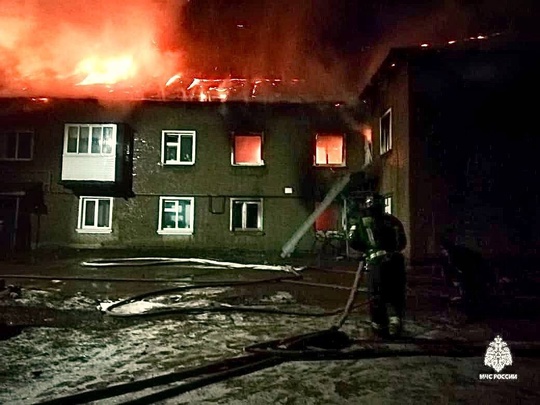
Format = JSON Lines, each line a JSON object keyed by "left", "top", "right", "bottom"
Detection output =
{"left": 0, "top": 0, "right": 367, "bottom": 255}
{"left": 0, "top": 97, "right": 364, "bottom": 254}
{"left": 2, "top": 1, "right": 540, "bottom": 262}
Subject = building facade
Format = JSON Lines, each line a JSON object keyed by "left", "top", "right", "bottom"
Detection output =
{"left": 0, "top": 98, "right": 365, "bottom": 255}
{"left": 360, "top": 41, "right": 540, "bottom": 261}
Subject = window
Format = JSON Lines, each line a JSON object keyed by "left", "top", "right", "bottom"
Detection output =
{"left": 77, "top": 197, "right": 113, "bottom": 233}
{"left": 230, "top": 199, "right": 263, "bottom": 231}
{"left": 232, "top": 133, "right": 263, "bottom": 165}
{"left": 162, "top": 131, "right": 195, "bottom": 165}
{"left": 314, "top": 133, "right": 345, "bottom": 166}
{"left": 384, "top": 195, "right": 393, "bottom": 215}
{"left": 65, "top": 124, "right": 115, "bottom": 155}
{"left": 0, "top": 131, "right": 33, "bottom": 160}
{"left": 158, "top": 197, "right": 194, "bottom": 235}
{"left": 380, "top": 109, "right": 392, "bottom": 154}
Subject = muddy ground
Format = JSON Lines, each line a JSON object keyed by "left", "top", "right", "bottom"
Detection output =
{"left": 1, "top": 252, "right": 539, "bottom": 404}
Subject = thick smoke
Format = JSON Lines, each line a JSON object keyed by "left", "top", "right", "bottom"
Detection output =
{"left": 0, "top": 0, "right": 536, "bottom": 101}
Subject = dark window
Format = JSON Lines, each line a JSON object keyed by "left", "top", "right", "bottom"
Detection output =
{"left": 0, "top": 131, "right": 34, "bottom": 160}
{"left": 78, "top": 197, "right": 113, "bottom": 231}
{"left": 380, "top": 109, "right": 392, "bottom": 154}
{"left": 231, "top": 199, "right": 262, "bottom": 231}
{"left": 162, "top": 131, "right": 196, "bottom": 165}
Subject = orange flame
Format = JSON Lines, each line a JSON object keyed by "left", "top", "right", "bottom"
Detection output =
{"left": 76, "top": 56, "right": 137, "bottom": 85}
{"left": 0, "top": 0, "right": 185, "bottom": 97}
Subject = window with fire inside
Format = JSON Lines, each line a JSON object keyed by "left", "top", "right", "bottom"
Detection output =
{"left": 231, "top": 133, "right": 264, "bottom": 166}
{"left": 314, "top": 133, "right": 346, "bottom": 167}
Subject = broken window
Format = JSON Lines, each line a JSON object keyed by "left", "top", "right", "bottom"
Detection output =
{"left": 380, "top": 109, "right": 392, "bottom": 154}
{"left": 314, "top": 133, "right": 345, "bottom": 166}
{"left": 77, "top": 197, "right": 113, "bottom": 233}
{"left": 65, "top": 124, "right": 116, "bottom": 155}
{"left": 0, "top": 131, "right": 33, "bottom": 160}
{"left": 232, "top": 133, "right": 263, "bottom": 165}
{"left": 384, "top": 195, "right": 393, "bottom": 215}
{"left": 158, "top": 197, "right": 194, "bottom": 235}
{"left": 162, "top": 131, "right": 195, "bottom": 165}
{"left": 231, "top": 199, "right": 263, "bottom": 231}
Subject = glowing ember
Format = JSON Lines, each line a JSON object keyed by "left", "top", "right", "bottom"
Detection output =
{"left": 165, "top": 74, "right": 183, "bottom": 87}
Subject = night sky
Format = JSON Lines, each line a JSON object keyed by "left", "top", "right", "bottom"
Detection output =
{"left": 0, "top": 0, "right": 537, "bottom": 99}
{"left": 171, "top": 0, "right": 539, "bottom": 94}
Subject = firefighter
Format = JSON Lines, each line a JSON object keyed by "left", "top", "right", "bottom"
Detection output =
{"left": 348, "top": 194, "right": 407, "bottom": 338}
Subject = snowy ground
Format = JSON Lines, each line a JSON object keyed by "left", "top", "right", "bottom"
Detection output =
{"left": 1, "top": 258, "right": 539, "bottom": 404}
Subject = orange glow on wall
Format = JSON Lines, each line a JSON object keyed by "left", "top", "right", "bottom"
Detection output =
{"left": 315, "top": 134, "right": 344, "bottom": 165}
{"left": 234, "top": 135, "right": 262, "bottom": 165}
{"left": 361, "top": 126, "right": 372, "bottom": 143}
{"left": 315, "top": 203, "right": 340, "bottom": 231}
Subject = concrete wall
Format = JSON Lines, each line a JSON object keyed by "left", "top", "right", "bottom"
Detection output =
{"left": 365, "top": 63, "right": 412, "bottom": 259}
{"left": 1, "top": 98, "right": 364, "bottom": 254}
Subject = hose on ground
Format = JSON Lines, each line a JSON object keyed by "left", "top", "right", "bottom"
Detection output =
{"left": 100, "top": 263, "right": 371, "bottom": 320}
{"left": 37, "top": 338, "right": 540, "bottom": 405}
{"left": 41, "top": 257, "right": 369, "bottom": 403}
{"left": 80, "top": 257, "right": 304, "bottom": 274}
{"left": 44, "top": 257, "right": 537, "bottom": 405}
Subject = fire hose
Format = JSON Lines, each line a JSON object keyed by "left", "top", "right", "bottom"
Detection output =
{"left": 39, "top": 259, "right": 540, "bottom": 405}
{"left": 38, "top": 260, "right": 369, "bottom": 404}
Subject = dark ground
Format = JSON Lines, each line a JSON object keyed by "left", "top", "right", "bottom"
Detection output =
{"left": 1, "top": 248, "right": 539, "bottom": 404}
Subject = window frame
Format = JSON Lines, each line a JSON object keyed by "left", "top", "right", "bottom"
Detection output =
{"left": 0, "top": 130, "right": 34, "bottom": 161}
{"left": 161, "top": 130, "right": 196, "bottom": 166}
{"left": 76, "top": 196, "right": 113, "bottom": 234}
{"left": 313, "top": 133, "right": 347, "bottom": 167}
{"left": 231, "top": 132, "right": 265, "bottom": 166}
{"left": 384, "top": 194, "right": 393, "bottom": 215}
{"left": 64, "top": 124, "right": 117, "bottom": 156}
{"left": 157, "top": 196, "right": 195, "bottom": 235}
{"left": 230, "top": 198, "right": 264, "bottom": 232}
{"left": 379, "top": 108, "right": 392, "bottom": 155}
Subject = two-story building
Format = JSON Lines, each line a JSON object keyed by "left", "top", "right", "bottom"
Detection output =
{"left": 360, "top": 37, "right": 540, "bottom": 262}
{"left": 0, "top": 98, "right": 365, "bottom": 256}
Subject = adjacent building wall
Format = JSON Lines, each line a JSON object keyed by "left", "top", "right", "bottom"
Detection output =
{"left": 365, "top": 62, "right": 412, "bottom": 259}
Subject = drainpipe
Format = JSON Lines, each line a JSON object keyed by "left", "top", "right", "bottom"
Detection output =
{"left": 281, "top": 173, "right": 351, "bottom": 258}
{"left": 13, "top": 197, "right": 20, "bottom": 251}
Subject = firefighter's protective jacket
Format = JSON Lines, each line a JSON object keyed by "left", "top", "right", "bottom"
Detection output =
{"left": 349, "top": 213, "right": 407, "bottom": 258}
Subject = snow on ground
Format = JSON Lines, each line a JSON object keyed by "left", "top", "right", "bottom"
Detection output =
{"left": 1, "top": 262, "right": 540, "bottom": 404}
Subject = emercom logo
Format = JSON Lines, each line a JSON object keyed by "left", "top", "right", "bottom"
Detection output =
{"left": 479, "top": 335, "right": 518, "bottom": 380}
